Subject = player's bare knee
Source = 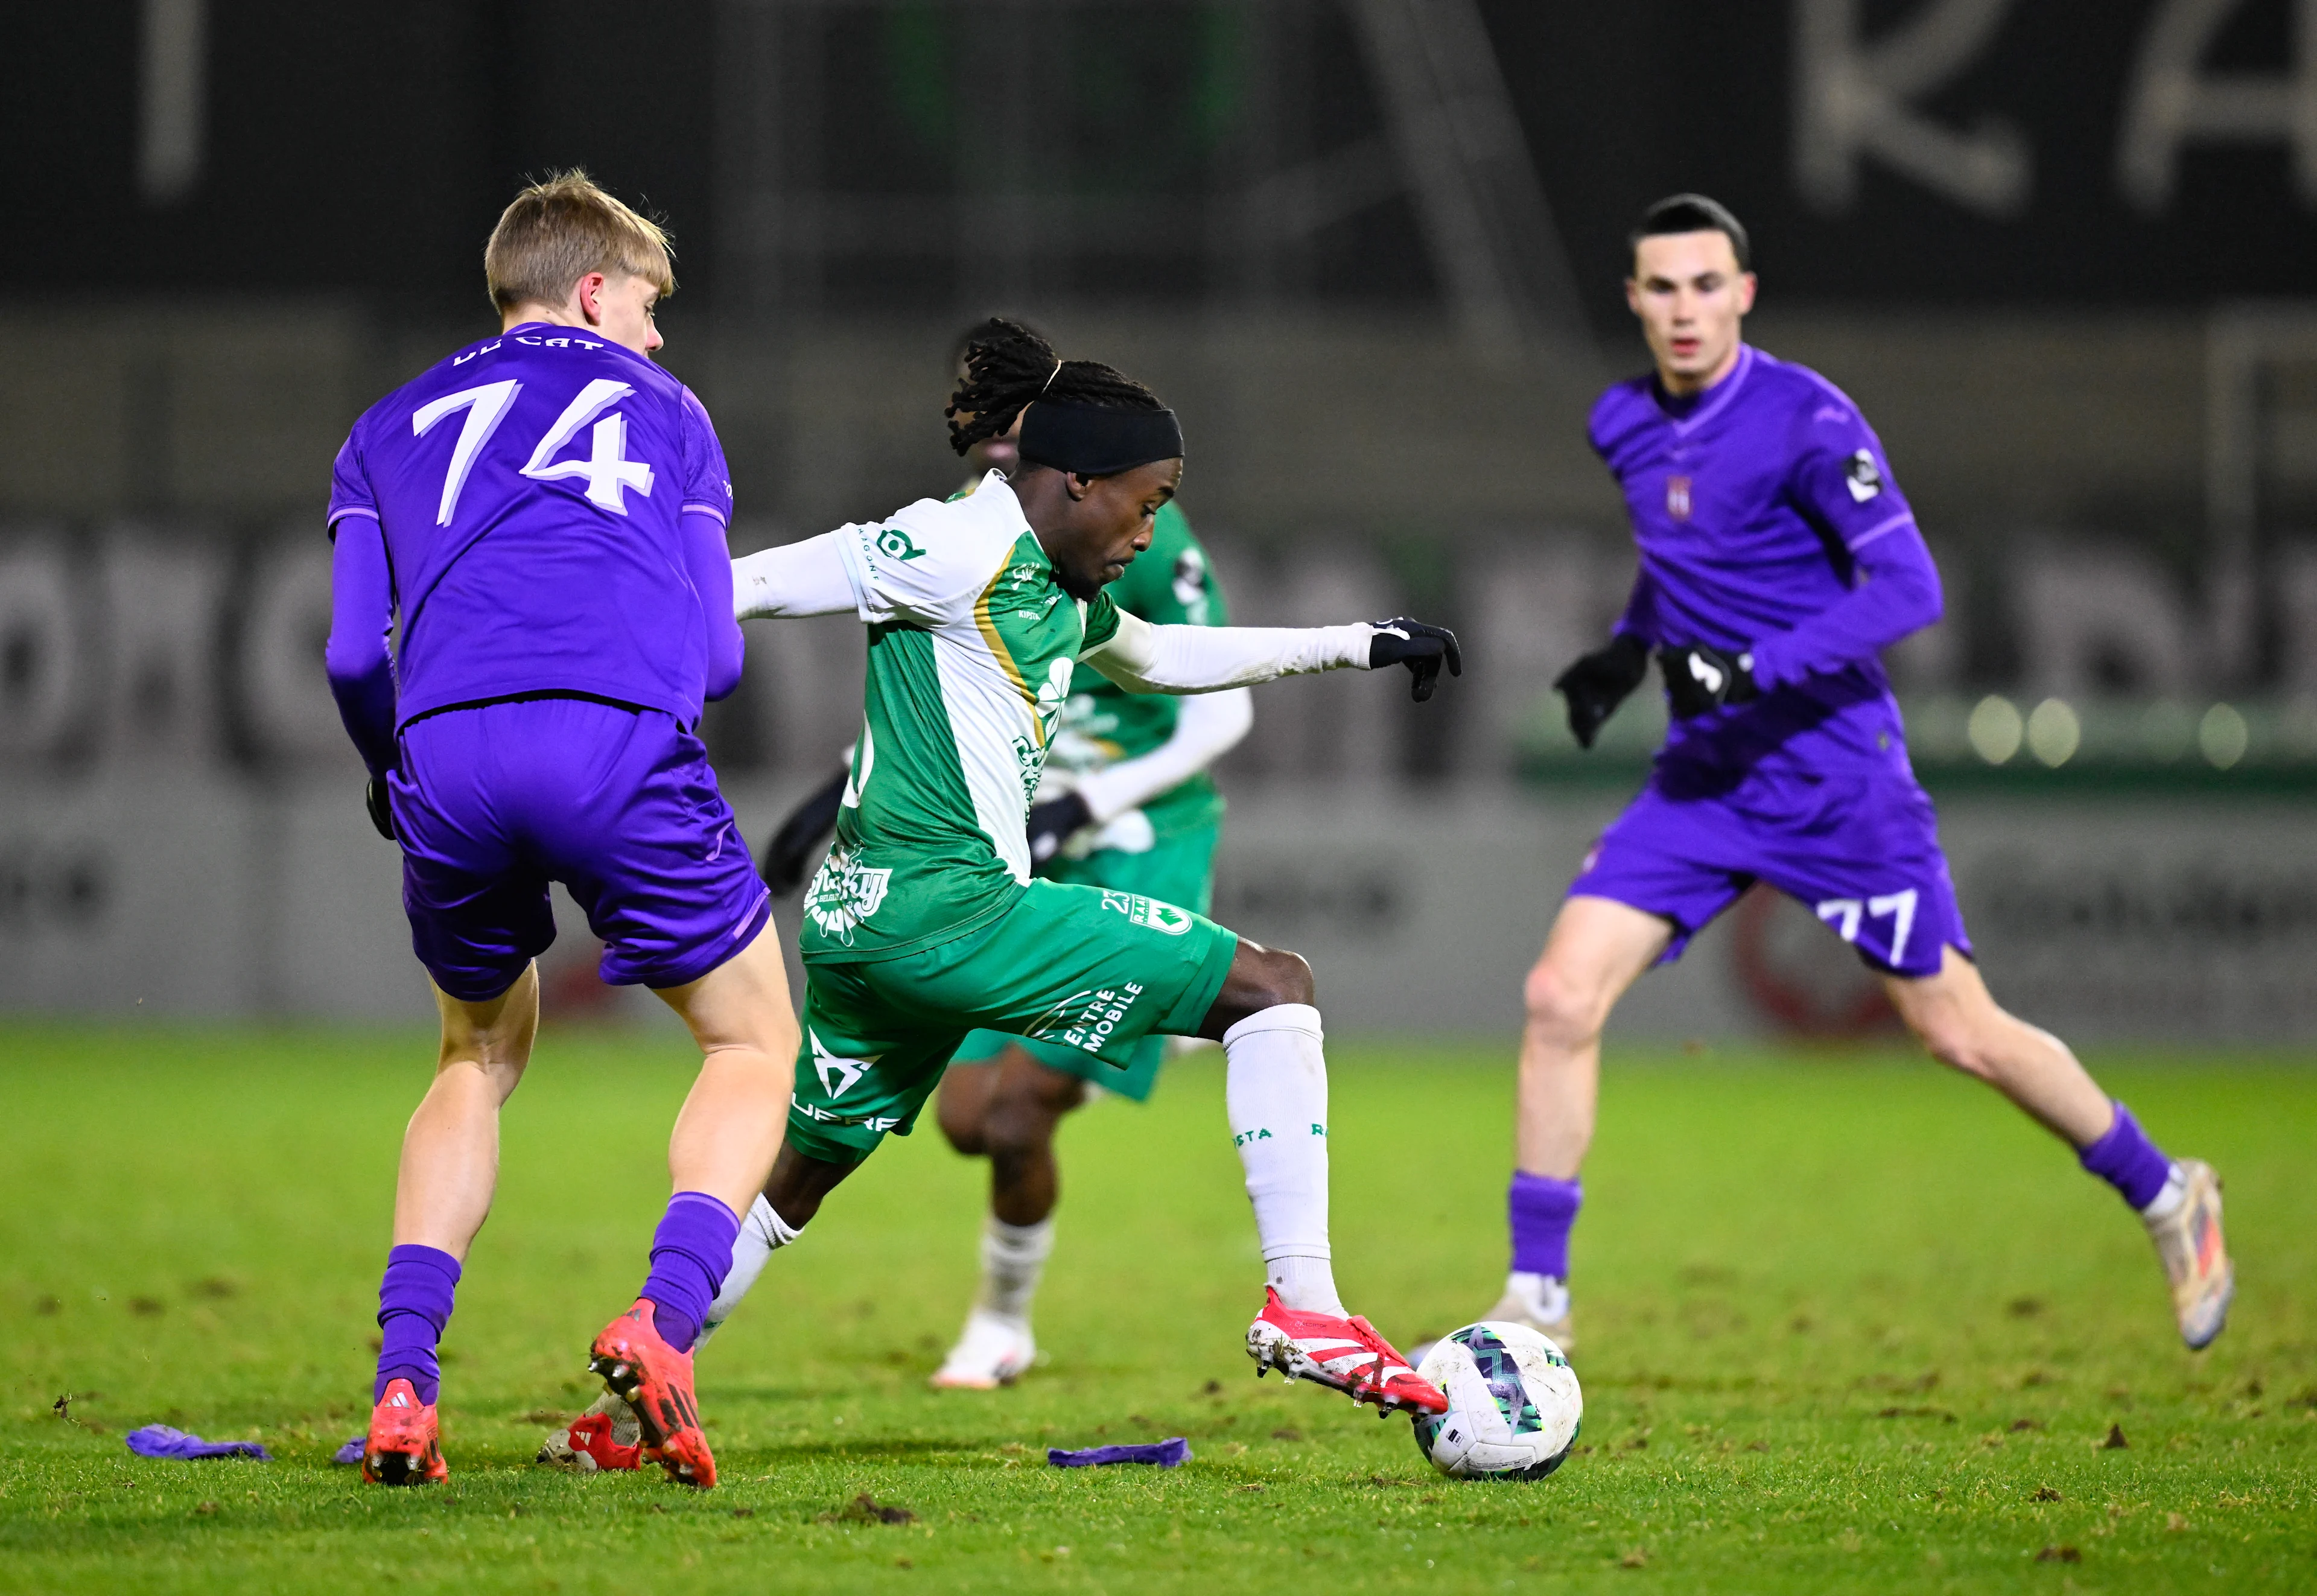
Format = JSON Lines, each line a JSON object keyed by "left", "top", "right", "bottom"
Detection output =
{"left": 1247, "top": 946, "right": 1315, "bottom": 1011}
{"left": 1523, "top": 959, "right": 1604, "bottom": 1048}
{"left": 1912, "top": 1013, "right": 1997, "bottom": 1081}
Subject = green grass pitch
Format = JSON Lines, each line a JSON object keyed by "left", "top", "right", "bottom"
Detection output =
{"left": 1, "top": 1025, "right": 2311, "bottom": 1594}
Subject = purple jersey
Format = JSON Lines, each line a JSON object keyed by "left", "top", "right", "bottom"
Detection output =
{"left": 1590, "top": 344, "right": 1928, "bottom": 779}
{"left": 327, "top": 323, "right": 736, "bottom": 729}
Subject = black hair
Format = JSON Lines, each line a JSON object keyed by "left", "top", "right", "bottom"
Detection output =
{"left": 946, "top": 316, "right": 1164, "bottom": 457}
{"left": 1628, "top": 193, "right": 1750, "bottom": 272}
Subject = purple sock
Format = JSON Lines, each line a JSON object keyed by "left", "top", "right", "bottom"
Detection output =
{"left": 1508, "top": 1173, "right": 1583, "bottom": 1280}
{"left": 2079, "top": 1102, "right": 2175, "bottom": 1211}
{"left": 374, "top": 1244, "right": 460, "bottom": 1404}
{"left": 641, "top": 1192, "right": 742, "bottom": 1353}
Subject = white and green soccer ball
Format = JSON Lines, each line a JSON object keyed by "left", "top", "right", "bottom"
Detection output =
{"left": 1411, "top": 1320, "right": 1582, "bottom": 1480}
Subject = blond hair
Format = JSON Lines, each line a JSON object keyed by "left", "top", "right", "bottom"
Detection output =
{"left": 483, "top": 170, "right": 675, "bottom": 313}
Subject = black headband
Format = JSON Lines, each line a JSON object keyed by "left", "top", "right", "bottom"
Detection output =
{"left": 1018, "top": 402, "right": 1184, "bottom": 477}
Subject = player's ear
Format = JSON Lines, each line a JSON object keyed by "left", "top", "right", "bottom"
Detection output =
{"left": 1063, "top": 471, "right": 1092, "bottom": 503}
{"left": 1623, "top": 276, "right": 1643, "bottom": 315}
{"left": 574, "top": 271, "right": 609, "bottom": 325}
{"left": 1735, "top": 272, "right": 1758, "bottom": 316}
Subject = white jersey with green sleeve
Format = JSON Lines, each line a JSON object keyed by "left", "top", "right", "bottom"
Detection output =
{"left": 803, "top": 470, "right": 1124, "bottom": 964}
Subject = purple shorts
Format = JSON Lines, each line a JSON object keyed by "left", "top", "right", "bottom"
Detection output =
{"left": 1570, "top": 763, "right": 1971, "bottom": 979}
{"left": 391, "top": 698, "right": 772, "bottom": 1001}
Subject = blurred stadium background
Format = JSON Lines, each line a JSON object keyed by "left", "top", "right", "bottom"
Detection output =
{"left": 4, "top": 0, "right": 2315, "bottom": 1040}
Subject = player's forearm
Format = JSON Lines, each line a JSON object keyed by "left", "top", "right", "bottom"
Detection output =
{"left": 1750, "top": 524, "right": 1944, "bottom": 690}
{"left": 731, "top": 532, "right": 859, "bottom": 620}
{"left": 324, "top": 516, "right": 398, "bottom": 777}
{"left": 1088, "top": 612, "right": 1373, "bottom": 693}
{"left": 682, "top": 509, "right": 745, "bottom": 701}
{"left": 1072, "top": 688, "right": 1253, "bottom": 822}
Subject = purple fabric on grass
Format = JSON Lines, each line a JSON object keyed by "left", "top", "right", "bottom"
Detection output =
{"left": 1048, "top": 1438, "right": 1191, "bottom": 1468}
{"left": 2080, "top": 1102, "right": 2174, "bottom": 1211}
{"left": 642, "top": 1191, "right": 742, "bottom": 1352}
{"left": 1508, "top": 1172, "right": 1583, "bottom": 1280}
{"left": 376, "top": 1242, "right": 461, "bottom": 1404}
{"left": 332, "top": 1434, "right": 366, "bottom": 1466}
{"left": 126, "top": 1425, "right": 270, "bottom": 1461}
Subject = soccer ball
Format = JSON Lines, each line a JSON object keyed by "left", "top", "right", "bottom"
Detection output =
{"left": 1411, "top": 1321, "right": 1582, "bottom": 1480}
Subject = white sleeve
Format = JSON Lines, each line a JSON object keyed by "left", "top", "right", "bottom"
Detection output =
{"left": 1070, "top": 688, "right": 1253, "bottom": 824}
{"left": 732, "top": 533, "right": 861, "bottom": 619}
{"left": 1085, "top": 609, "right": 1373, "bottom": 692}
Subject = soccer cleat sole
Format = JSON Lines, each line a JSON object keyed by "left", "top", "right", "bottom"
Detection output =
{"left": 362, "top": 1445, "right": 446, "bottom": 1487}
{"left": 589, "top": 1352, "right": 715, "bottom": 1489}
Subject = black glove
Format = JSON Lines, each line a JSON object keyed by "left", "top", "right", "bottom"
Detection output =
{"left": 1367, "top": 617, "right": 1463, "bottom": 702}
{"left": 364, "top": 775, "right": 397, "bottom": 842}
{"left": 760, "top": 767, "right": 849, "bottom": 894}
{"left": 1659, "top": 642, "right": 1760, "bottom": 719}
{"left": 1553, "top": 634, "right": 1650, "bottom": 749}
{"left": 1026, "top": 790, "right": 1094, "bottom": 865}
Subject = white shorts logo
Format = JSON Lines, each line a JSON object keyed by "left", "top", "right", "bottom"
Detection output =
{"left": 804, "top": 847, "right": 893, "bottom": 945}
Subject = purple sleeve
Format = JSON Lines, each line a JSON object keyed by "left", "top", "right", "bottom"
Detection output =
{"left": 682, "top": 510, "right": 742, "bottom": 702}
{"left": 679, "top": 387, "right": 736, "bottom": 527}
{"left": 326, "top": 427, "right": 378, "bottom": 535}
{"left": 1748, "top": 519, "right": 1944, "bottom": 690}
{"left": 325, "top": 514, "right": 398, "bottom": 777}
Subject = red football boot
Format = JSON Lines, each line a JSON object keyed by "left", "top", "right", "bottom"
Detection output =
{"left": 1246, "top": 1288, "right": 1448, "bottom": 1415}
{"left": 588, "top": 1299, "right": 717, "bottom": 1488}
{"left": 535, "top": 1391, "right": 644, "bottom": 1472}
{"left": 361, "top": 1378, "right": 448, "bottom": 1485}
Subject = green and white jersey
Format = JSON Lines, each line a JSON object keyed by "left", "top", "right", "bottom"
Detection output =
{"left": 803, "top": 471, "right": 1124, "bottom": 964}
{"left": 1044, "top": 499, "right": 1230, "bottom": 838}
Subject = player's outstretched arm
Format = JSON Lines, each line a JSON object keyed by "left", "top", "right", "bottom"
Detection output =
{"left": 1746, "top": 521, "right": 1943, "bottom": 691}
{"left": 1085, "top": 611, "right": 1461, "bottom": 702}
{"left": 731, "top": 533, "right": 860, "bottom": 620}
{"left": 325, "top": 516, "right": 399, "bottom": 839}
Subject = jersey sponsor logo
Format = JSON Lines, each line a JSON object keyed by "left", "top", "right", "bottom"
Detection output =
{"left": 807, "top": 1029, "right": 879, "bottom": 1099}
{"left": 803, "top": 845, "right": 893, "bottom": 944}
{"left": 1845, "top": 449, "right": 1884, "bottom": 503}
{"left": 1101, "top": 890, "right": 1194, "bottom": 935}
{"left": 1666, "top": 475, "right": 1693, "bottom": 521}
{"left": 1027, "top": 981, "right": 1148, "bottom": 1055}
{"left": 875, "top": 527, "right": 927, "bottom": 562}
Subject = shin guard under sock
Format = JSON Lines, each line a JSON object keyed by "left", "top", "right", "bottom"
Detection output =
{"left": 640, "top": 1192, "right": 742, "bottom": 1353}
{"left": 2079, "top": 1101, "right": 2179, "bottom": 1213}
{"left": 1223, "top": 1003, "right": 1344, "bottom": 1315}
{"left": 375, "top": 1244, "right": 461, "bottom": 1404}
{"left": 1508, "top": 1172, "right": 1583, "bottom": 1281}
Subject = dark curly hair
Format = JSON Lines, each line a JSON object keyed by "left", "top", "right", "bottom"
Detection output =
{"left": 945, "top": 317, "right": 1165, "bottom": 457}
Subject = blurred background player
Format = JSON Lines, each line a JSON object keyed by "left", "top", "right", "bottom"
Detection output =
{"left": 325, "top": 173, "right": 798, "bottom": 1489}
{"left": 1472, "top": 194, "right": 2233, "bottom": 1355}
{"left": 569, "top": 318, "right": 1461, "bottom": 1467}
{"left": 754, "top": 323, "right": 1253, "bottom": 1391}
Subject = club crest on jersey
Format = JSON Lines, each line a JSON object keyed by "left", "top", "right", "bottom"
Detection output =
{"left": 803, "top": 846, "right": 892, "bottom": 944}
{"left": 1845, "top": 450, "right": 1883, "bottom": 503}
{"left": 1666, "top": 475, "right": 1692, "bottom": 521}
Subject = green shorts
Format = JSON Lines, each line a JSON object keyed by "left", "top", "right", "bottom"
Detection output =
{"left": 787, "top": 872, "right": 1237, "bottom": 1165}
{"left": 949, "top": 824, "right": 1219, "bottom": 1100}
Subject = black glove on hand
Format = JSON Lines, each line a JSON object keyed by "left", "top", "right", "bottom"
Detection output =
{"left": 1553, "top": 634, "right": 1650, "bottom": 749}
{"left": 1367, "top": 617, "right": 1464, "bottom": 702}
{"left": 1026, "top": 790, "right": 1095, "bottom": 865}
{"left": 760, "top": 767, "right": 850, "bottom": 894}
{"left": 1659, "top": 642, "right": 1761, "bottom": 719}
{"left": 364, "top": 776, "right": 397, "bottom": 842}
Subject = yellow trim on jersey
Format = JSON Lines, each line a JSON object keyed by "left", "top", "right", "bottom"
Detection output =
{"left": 971, "top": 556, "right": 1045, "bottom": 745}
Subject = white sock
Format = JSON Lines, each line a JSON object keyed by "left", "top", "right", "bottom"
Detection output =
{"left": 2141, "top": 1163, "right": 2188, "bottom": 1221}
{"left": 976, "top": 1216, "right": 1055, "bottom": 1325}
{"left": 1224, "top": 1003, "right": 1344, "bottom": 1316}
{"left": 696, "top": 1194, "right": 803, "bottom": 1347}
{"left": 1501, "top": 1270, "right": 1571, "bottom": 1323}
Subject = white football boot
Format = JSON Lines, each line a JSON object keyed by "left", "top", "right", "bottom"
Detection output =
{"left": 929, "top": 1308, "right": 1037, "bottom": 1389}
{"left": 2145, "top": 1158, "right": 2233, "bottom": 1350}
{"left": 1483, "top": 1271, "right": 1576, "bottom": 1351}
